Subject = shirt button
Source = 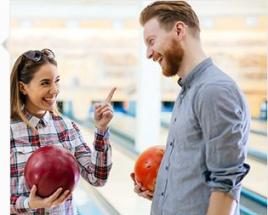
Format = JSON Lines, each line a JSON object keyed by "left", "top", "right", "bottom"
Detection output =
{"left": 174, "top": 118, "right": 176, "bottom": 122}
{"left": 165, "top": 166, "right": 169, "bottom": 170}
{"left": 161, "top": 192, "right": 164, "bottom": 196}
{"left": 170, "top": 141, "right": 173, "bottom": 146}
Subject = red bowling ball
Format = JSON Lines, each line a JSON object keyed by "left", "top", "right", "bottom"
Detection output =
{"left": 134, "top": 145, "right": 165, "bottom": 192}
{"left": 24, "top": 145, "right": 80, "bottom": 198}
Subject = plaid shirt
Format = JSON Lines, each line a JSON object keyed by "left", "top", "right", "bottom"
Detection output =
{"left": 10, "top": 111, "right": 112, "bottom": 214}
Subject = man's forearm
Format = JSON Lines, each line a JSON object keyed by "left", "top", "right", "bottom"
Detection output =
{"left": 206, "top": 191, "right": 237, "bottom": 215}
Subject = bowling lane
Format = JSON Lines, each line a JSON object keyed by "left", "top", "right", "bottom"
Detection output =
{"left": 161, "top": 112, "right": 172, "bottom": 123}
{"left": 248, "top": 133, "right": 267, "bottom": 152}
{"left": 78, "top": 120, "right": 267, "bottom": 215}
{"left": 78, "top": 126, "right": 151, "bottom": 215}
{"left": 110, "top": 113, "right": 168, "bottom": 147}
{"left": 242, "top": 158, "right": 267, "bottom": 198}
{"left": 74, "top": 181, "right": 115, "bottom": 215}
{"left": 251, "top": 119, "right": 267, "bottom": 136}
{"left": 112, "top": 114, "right": 267, "bottom": 156}
{"left": 110, "top": 113, "right": 267, "bottom": 198}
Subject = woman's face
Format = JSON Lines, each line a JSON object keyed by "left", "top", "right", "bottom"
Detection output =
{"left": 19, "top": 63, "right": 60, "bottom": 117}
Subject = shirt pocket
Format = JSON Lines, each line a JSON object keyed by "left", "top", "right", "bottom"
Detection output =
{"left": 56, "top": 130, "right": 75, "bottom": 155}
{"left": 15, "top": 146, "right": 35, "bottom": 162}
{"left": 13, "top": 146, "right": 36, "bottom": 177}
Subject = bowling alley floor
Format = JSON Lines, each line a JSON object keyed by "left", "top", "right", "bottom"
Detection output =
{"left": 74, "top": 123, "right": 267, "bottom": 215}
{"left": 74, "top": 126, "right": 151, "bottom": 215}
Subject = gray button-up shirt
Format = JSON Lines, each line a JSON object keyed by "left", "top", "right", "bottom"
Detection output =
{"left": 151, "top": 58, "right": 250, "bottom": 215}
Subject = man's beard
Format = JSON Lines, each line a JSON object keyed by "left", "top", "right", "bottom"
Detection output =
{"left": 161, "top": 40, "right": 184, "bottom": 77}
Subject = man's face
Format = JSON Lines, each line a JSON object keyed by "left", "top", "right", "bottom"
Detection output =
{"left": 143, "top": 18, "right": 184, "bottom": 77}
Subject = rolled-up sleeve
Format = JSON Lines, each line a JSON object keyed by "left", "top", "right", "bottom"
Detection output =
{"left": 196, "top": 83, "right": 250, "bottom": 201}
{"left": 71, "top": 122, "right": 112, "bottom": 187}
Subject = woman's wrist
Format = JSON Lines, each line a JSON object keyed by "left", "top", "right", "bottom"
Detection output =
{"left": 96, "top": 126, "right": 108, "bottom": 133}
{"left": 24, "top": 197, "right": 33, "bottom": 209}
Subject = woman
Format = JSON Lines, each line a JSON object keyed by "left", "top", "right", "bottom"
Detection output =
{"left": 10, "top": 48, "right": 116, "bottom": 214}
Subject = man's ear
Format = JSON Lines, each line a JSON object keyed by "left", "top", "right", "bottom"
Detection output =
{"left": 174, "top": 21, "right": 186, "bottom": 39}
{"left": 19, "top": 81, "right": 27, "bottom": 95}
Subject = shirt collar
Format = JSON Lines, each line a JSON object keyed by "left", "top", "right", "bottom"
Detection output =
{"left": 177, "top": 58, "right": 212, "bottom": 88}
{"left": 23, "top": 109, "right": 50, "bottom": 128}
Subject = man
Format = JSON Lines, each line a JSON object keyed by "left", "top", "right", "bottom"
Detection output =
{"left": 131, "top": 1, "right": 250, "bottom": 215}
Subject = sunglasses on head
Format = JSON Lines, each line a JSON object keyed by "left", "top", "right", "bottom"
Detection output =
{"left": 22, "top": 48, "right": 55, "bottom": 62}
